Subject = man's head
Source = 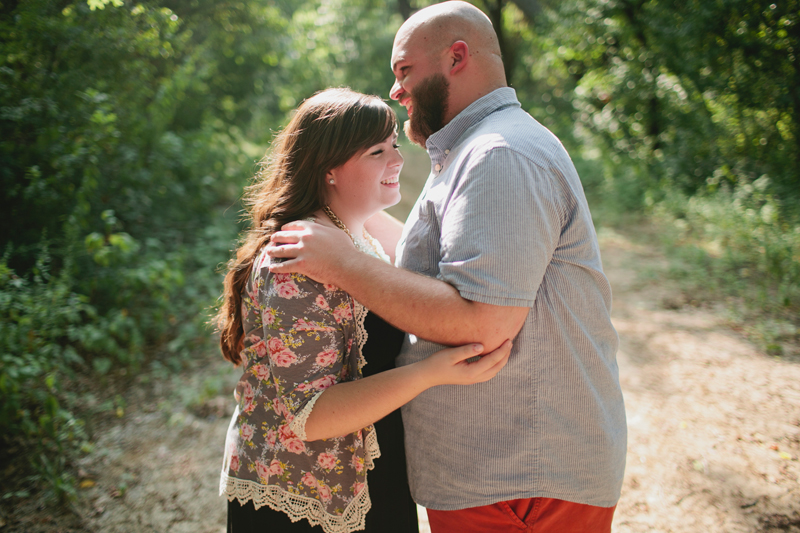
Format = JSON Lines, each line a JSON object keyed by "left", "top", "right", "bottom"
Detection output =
{"left": 390, "top": 1, "right": 506, "bottom": 146}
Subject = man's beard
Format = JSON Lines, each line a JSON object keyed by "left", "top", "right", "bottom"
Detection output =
{"left": 403, "top": 73, "right": 449, "bottom": 147}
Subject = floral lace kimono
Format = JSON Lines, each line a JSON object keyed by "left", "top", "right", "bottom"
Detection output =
{"left": 220, "top": 248, "right": 380, "bottom": 533}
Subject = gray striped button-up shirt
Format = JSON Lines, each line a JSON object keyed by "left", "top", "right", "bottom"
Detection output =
{"left": 396, "top": 88, "right": 626, "bottom": 510}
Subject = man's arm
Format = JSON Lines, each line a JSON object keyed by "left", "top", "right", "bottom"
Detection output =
{"left": 267, "top": 222, "right": 529, "bottom": 351}
{"left": 364, "top": 210, "right": 404, "bottom": 264}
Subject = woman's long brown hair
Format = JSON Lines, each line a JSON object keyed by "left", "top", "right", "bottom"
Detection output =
{"left": 216, "top": 88, "right": 397, "bottom": 365}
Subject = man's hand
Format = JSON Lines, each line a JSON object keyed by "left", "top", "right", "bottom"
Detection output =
{"left": 266, "top": 221, "right": 358, "bottom": 285}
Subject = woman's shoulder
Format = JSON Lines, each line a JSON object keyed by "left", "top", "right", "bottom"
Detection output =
{"left": 252, "top": 247, "right": 349, "bottom": 303}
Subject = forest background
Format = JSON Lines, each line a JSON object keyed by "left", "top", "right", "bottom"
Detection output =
{"left": 1, "top": 0, "right": 799, "bottom": 512}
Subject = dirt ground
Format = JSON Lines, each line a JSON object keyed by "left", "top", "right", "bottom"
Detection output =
{"left": 3, "top": 225, "right": 799, "bottom": 533}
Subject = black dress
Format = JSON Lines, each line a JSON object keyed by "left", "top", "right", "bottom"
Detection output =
{"left": 359, "top": 311, "right": 418, "bottom": 532}
{"left": 228, "top": 312, "right": 418, "bottom": 533}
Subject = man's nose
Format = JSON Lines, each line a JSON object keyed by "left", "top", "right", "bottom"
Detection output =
{"left": 390, "top": 80, "right": 404, "bottom": 101}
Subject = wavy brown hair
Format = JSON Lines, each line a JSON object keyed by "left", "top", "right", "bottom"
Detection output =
{"left": 216, "top": 88, "right": 397, "bottom": 365}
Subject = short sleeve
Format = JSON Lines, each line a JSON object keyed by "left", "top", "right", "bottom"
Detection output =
{"left": 439, "top": 147, "right": 565, "bottom": 307}
{"left": 254, "top": 267, "right": 355, "bottom": 440}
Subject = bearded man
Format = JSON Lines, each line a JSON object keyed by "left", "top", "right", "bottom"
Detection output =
{"left": 268, "top": 2, "right": 626, "bottom": 531}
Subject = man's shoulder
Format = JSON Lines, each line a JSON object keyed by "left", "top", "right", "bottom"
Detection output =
{"left": 460, "top": 106, "right": 564, "bottom": 167}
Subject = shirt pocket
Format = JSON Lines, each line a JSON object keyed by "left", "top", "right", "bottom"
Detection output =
{"left": 397, "top": 200, "right": 440, "bottom": 276}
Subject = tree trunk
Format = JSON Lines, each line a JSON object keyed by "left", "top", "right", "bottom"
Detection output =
{"left": 483, "top": 0, "right": 514, "bottom": 86}
{"left": 397, "top": 0, "right": 412, "bottom": 20}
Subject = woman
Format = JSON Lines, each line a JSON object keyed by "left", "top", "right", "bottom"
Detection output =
{"left": 216, "top": 88, "right": 511, "bottom": 533}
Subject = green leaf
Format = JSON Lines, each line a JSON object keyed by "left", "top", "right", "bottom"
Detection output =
{"left": 92, "top": 358, "right": 113, "bottom": 375}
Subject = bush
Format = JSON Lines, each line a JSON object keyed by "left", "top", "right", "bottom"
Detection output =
{"left": 0, "top": 0, "right": 407, "bottom": 503}
{"left": 653, "top": 177, "right": 800, "bottom": 354}
{"left": 0, "top": 215, "right": 235, "bottom": 501}
{"left": 0, "top": 253, "right": 90, "bottom": 502}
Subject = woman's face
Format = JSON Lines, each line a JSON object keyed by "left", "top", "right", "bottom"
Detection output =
{"left": 327, "top": 133, "right": 404, "bottom": 222}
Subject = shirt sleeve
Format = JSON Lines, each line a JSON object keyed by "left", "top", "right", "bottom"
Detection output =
{"left": 254, "top": 267, "right": 356, "bottom": 441}
{"left": 438, "top": 146, "right": 566, "bottom": 307}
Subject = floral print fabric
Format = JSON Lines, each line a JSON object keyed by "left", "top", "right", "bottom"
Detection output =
{"left": 220, "top": 249, "right": 379, "bottom": 532}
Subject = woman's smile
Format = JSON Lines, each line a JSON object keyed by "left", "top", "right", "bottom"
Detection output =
{"left": 381, "top": 174, "right": 400, "bottom": 187}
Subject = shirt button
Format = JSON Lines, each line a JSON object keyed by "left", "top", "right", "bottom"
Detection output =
{"left": 444, "top": 149, "right": 450, "bottom": 155}
{"left": 434, "top": 164, "right": 442, "bottom": 171}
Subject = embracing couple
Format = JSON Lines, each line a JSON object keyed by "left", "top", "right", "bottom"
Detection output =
{"left": 216, "top": 2, "right": 626, "bottom": 532}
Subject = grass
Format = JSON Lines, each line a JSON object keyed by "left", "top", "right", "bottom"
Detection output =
{"left": 598, "top": 185, "right": 800, "bottom": 360}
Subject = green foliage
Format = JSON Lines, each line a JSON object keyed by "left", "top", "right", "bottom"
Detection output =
{"left": 0, "top": 0, "right": 249, "bottom": 501}
{"left": 3, "top": 0, "right": 799, "bottom": 507}
{"left": 274, "top": 0, "right": 402, "bottom": 103}
{"left": 0, "top": 0, "right": 407, "bottom": 503}
{"left": 504, "top": 0, "right": 799, "bottom": 214}
{"left": 0, "top": 254, "right": 89, "bottom": 503}
{"left": 653, "top": 178, "right": 800, "bottom": 354}
{"left": 660, "top": 177, "right": 799, "bottom": 289}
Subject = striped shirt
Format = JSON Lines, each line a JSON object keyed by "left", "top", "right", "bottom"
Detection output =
{"left": 395, "top": 88, "right": 627, "bottom": 510}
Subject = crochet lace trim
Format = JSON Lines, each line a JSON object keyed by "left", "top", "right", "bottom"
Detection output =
{"left": 221, "top": 475, "right": 370, "bottom": 533}
{"left": 363, "top": 420, "right": 380, "bottom": 470}
{"left": 353, "top": 299, "right": 368, "bottom": 371}
{"left": 289, "top": 390, "right": 324, "bottom": 441}
{"left": 352, "top": 231, "right": 388, "bottom": 371}
{"left": 354, "top": 235, "right": 390, "bottom": 264}
{"left": 220, "top": 429, "right": 381, "bottom": 533}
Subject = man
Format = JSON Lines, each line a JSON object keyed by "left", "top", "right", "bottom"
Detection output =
{"left": 268, "top": 1, "right": 626, "bottom": 530}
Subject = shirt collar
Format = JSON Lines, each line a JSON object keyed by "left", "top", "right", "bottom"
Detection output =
{"left": 425, "top": 87, "right": 520, "bottom": 173}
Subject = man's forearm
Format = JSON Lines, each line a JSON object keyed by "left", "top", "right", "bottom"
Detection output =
{"left": 333, "top": 251, "right": 522, "bottom": 350}
{"left": 266, "top": 221, "right": 529, "bottom": 348}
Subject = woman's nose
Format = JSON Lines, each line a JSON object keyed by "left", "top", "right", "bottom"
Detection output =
{"left": 392, "top": 149, "right": 404, "bottom": 167}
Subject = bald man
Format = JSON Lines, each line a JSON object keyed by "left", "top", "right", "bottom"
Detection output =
{"left": 268, "top": 2, "right": 626, "bottom": 531}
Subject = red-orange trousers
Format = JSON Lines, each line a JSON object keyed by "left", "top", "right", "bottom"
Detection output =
{"left": 426, "top": 497, "right": 616, "bottom": 533}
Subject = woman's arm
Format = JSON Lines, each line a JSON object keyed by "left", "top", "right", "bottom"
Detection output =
{"left": 302, "top": 340, "right": 512, "bottom": 441}
{"left": 254, "top": 264, "right": 511, "bottom": 443}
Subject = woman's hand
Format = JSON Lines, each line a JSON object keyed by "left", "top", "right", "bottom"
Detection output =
{"left": 416, "top": 340, "right": 513, "bottom": 388}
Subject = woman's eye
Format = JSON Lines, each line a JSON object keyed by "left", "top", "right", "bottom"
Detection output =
{"left": 371, "top": 149, "right": 384, "bottom": 156}
{"left": 393, "top": 144, "right": 400, "bottom": 149}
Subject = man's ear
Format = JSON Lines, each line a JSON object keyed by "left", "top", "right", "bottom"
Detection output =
{"left": 448, "top": 40, "right": 469, "bottom": 75}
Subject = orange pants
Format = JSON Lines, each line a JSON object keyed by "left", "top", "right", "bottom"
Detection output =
{"left": 426, "top": 497, "right": 616, "bottom": 533}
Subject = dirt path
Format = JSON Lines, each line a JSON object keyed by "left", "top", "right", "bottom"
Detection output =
{"left": 600, "top": 227, "right": 800, "bottom": 532}
{"left": 10, "top": 226, "right": 799, "bottom": 532}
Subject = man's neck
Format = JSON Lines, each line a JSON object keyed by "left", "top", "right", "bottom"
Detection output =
{"left": 445, "top": 81, "right": 508, "bottom": 124}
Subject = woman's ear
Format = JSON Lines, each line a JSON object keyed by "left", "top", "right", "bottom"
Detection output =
{"left": 449, "top": 40, "right": 469, "bottom": 75}
{"left": 326, "top": 169, "right": 336, "bottom": 185}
